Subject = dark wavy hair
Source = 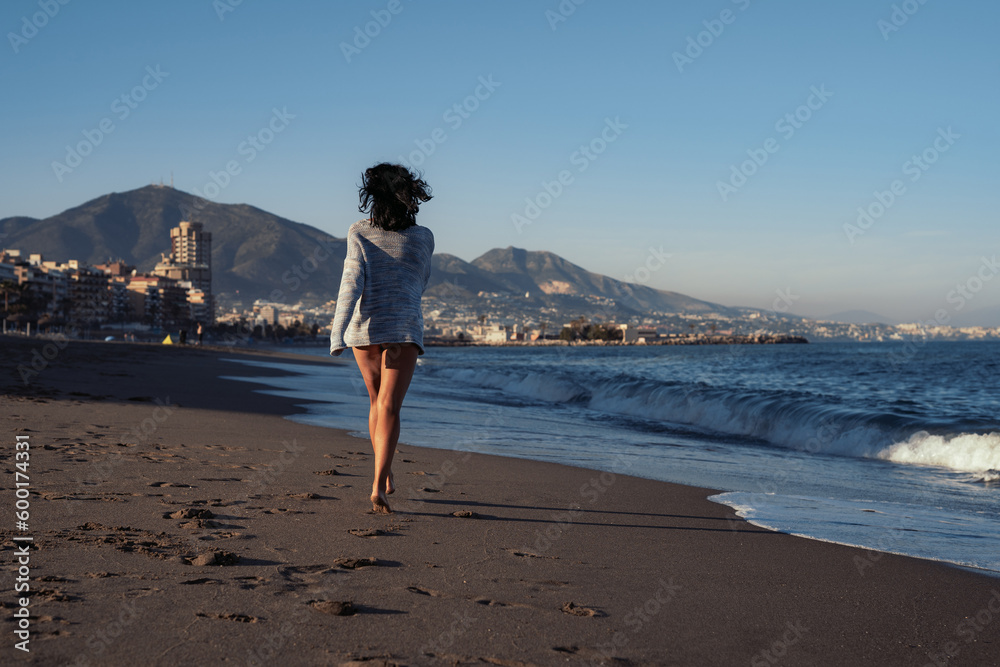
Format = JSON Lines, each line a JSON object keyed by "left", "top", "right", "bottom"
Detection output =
{"left": 358, "top": 163, "right": 432, "bottom": 232}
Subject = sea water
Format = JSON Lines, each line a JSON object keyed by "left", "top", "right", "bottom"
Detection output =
{"left": 220, "top": 341, "right": 1000, "bottom": 573}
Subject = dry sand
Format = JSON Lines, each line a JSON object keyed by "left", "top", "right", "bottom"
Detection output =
{"left": 1, "top": 335, "right": 998, "bottom": 666}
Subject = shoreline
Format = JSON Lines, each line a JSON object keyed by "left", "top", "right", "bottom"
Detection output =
{"left": 3, "top": 336, "right": 998, "bottom": 665}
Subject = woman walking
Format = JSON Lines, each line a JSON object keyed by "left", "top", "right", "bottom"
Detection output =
{"left": 329, "top": 163, "right": 435, "bottom": 514}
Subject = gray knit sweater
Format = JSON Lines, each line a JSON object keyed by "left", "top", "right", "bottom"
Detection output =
{"left": 328, "top": 220, "right": 435, "bottom": 357}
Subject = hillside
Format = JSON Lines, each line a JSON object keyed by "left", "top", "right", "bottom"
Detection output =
{"left": 0, "top": 185, "right": 345, "bottom": 304}
{"left": 465, "top": 247, "right": 727, "bottom": 314}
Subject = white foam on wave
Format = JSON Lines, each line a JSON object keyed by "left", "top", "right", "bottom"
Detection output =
{"left": 878, "top": 431, "right": 1000, "bottom": 473}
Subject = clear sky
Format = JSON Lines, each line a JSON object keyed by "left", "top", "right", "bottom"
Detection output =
{"left": 1, "top": 0, "right": 997, "bottom": 323}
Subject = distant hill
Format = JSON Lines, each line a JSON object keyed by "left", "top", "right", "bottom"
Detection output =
{"left": 0, "top": 185, "right": 345, "bottom": 304}
{"left": 822, "top": 310, "right": 897, "bottom": 325}
{"left": 445, "top": 246, "right": 729, "bottom": 314}
{"left": 1, "top": 185, "right": 732, "bottom": 315}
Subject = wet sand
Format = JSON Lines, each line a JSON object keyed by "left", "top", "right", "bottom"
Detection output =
{"left": 1, "top": 335, "right": 997, "bottom": 666}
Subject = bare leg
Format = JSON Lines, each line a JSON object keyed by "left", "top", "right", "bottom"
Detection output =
{"left": 352, "top": 343, "right": 419, "bottom": 513}
{"left": 362, "top": 378, "right": 392, "bottom": 493}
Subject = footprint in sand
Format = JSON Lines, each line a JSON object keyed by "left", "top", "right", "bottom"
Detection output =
{"left": 232, "top": 575, "right": 266, "bottom": 589}
{"left": 332, "top": 557, "right": 378, "bottom": 569}
{"left": 526, "top": 580, "right": 573, "bottom": 592}
{"left": 195, "top": 611, "right": 258, "bottom": 622}
{"left": 186, "top": 550, "right": 239, "bottom": 566}
{"left": 277, "top": 564, "right": 337, "bottom": 588}
{"left": 474, "top": 597, "right": 513, "bottom": 607}
{"left": 35, "top": 589, "right": 80, "bottom": 603}
{"left": 561, "top": 601, "right": 604, "bottom": 617}
{"left": 179, "top": 577, "right": 220, "bottom": 585}
{"left": 309, "top": 600, "right": 355, "bottom": 616}
{"left": 505, "top": 548, "right": 558, "bottom": 560}
{"left": 164, "top": 508, "right": 214, "bottom": 520}
{"left": 348, "top": 528, "right": 381, "bottom": 538}
{"left": 77, "top": 522, "right": 107, "bottom": 531}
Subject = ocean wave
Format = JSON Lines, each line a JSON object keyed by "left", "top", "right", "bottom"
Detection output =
{"left": 429, "top": 366, "right": 1000, "bottom": 475}
{"left": 435, "top": 367, "right": 588, "bottom": 403}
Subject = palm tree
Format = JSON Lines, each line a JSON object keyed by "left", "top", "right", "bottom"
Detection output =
{"left": 0, "top": 280, "right": 16, "bottom": 319}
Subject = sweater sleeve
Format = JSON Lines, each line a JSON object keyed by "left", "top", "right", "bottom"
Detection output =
{"left": 329, "top": 228, "right": 366, "bottom": 356}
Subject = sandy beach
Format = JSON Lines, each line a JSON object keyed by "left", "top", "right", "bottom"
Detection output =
{"left": 1, "top": 335, "right": 998, "bottom": 666}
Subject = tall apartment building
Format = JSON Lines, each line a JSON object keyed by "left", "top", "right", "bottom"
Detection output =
{"left": 153, "top": 221, "right": 213, "bottom": 323}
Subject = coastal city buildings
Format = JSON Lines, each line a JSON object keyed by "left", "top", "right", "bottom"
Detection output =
{"left": 3, "top": 226, "right": 999, "bottom": 343}
{"left": 1, "top": 220, "right": 213, "bottom": 331}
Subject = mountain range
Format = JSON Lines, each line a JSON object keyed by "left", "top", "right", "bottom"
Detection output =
{"left": 0, "top": 185, "right": 730, "bottom": 316}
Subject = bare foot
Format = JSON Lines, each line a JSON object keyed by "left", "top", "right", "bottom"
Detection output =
{"left": 371, "top": 491, "right": 392, "bottom": 514}
{"left": 387, "top": 471, "right": 395, "bottom": 495}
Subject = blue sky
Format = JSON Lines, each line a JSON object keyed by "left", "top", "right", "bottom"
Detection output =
{"left": 1, "top": 0, "right": 997, "bottom": 322}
